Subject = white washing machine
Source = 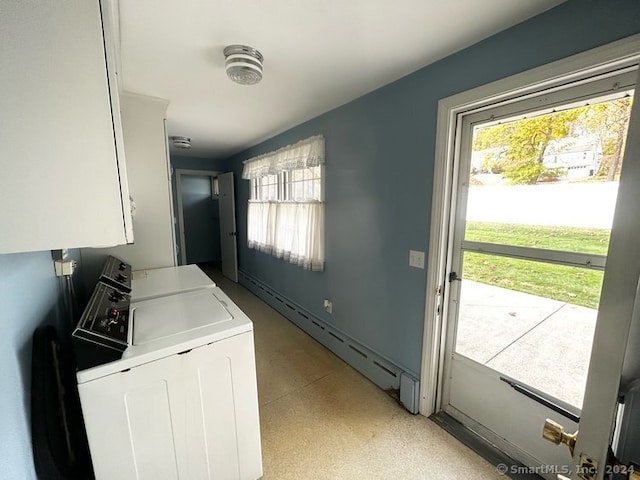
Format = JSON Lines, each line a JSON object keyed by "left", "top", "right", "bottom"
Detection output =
{"left": 73, "top": 259, "right": 263, "bottom": 480}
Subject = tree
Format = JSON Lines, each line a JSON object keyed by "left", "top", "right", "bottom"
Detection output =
{"left": 572, "top": 97, "right": 632, "bottom": 180}
{"left": 472, "top": 96, "right": 633, "bottom": 184}
{"left": 474, "top": 109, "right": 582, "bottom": 184}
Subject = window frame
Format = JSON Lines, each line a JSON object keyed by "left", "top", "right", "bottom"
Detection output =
{"left": 249, "top": 165, "right": 323, "bottom": 203}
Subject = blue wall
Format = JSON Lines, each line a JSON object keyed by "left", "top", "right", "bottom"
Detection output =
{"left": 170, "top": 155, "right": 226, "bottom": 265}
{"left": 0, "top": 251, "right": 79, "bottom": 480}
{"left": 225, "top": 0, "right": 640, "bottom": 377}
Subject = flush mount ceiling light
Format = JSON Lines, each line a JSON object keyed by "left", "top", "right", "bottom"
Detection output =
{"left": 169, "top": 136, "right": 191, "bottom": 149}
{"left": 224, "top": 44, "right": 263, "bottom": 85}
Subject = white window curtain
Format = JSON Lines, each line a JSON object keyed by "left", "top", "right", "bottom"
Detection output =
{"left": 243, "top": 135, "right": 325, "bottom": 271}
{"left": 242, "top": 135, "right": 325, "bottom": 178}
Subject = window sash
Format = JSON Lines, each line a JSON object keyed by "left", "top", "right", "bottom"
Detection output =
{"left": 250, "top": 167, "right": 322, "bottom": 202}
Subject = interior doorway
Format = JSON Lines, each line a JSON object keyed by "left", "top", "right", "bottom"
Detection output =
{"left": 174, "top": 169, "right": 239, "bottom": 282}
{"left": 180, "top": 174, "right": 221, "bottom": 265}
{"left": 175, "top": 169, "right": 220, "bottom": 266}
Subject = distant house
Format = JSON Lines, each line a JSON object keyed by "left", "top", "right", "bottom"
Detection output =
{"left": 542, "top": 136, "right": 603, "bottom": 179}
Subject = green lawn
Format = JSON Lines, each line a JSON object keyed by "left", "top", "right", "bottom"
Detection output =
{"left": 462, "top": 222, "right": 610, "bottom": 309}
{"left": 465, "top": 222, "right": 610, "bottom": 255}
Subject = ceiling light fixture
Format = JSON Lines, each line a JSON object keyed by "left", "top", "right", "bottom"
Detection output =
{"left": 169, "top": 136, "right": 191, "bottom": 149}
{"left": 224, "top": 44, "right": 263, "bottom": 85}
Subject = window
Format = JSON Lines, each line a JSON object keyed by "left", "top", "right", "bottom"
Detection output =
{"left": 211, "top": 176, "right": 219, "bottom": 198}
{"left": 242, "top": 135, "right": 325, "bottom": 271}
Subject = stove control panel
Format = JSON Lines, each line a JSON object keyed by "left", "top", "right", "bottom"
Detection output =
{"left": 99, "top": 255, "right": 132, "bottom": 293}
{"left": 73, "top": 282, "right": 131, "bottom": 369}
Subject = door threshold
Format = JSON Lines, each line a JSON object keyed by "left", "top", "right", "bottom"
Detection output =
{"left": 430, "top": 412, "right": 543, "bottom": 479}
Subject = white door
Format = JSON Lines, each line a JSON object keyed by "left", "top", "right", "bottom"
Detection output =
{"left": 218, "top": 172, "right": 239, "bottom": 282}
{"left": 441, "top": 68, "right": 639, "bottom": 479}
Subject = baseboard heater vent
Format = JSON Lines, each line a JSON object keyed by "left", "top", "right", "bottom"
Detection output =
{"left": 349, "top": 345, "right": 368, "bottom": 358}
{"left": 373, "top": 361, "right": 397, "bottom": 377}
{"left": 328, "top": 331, "right": 344, "bottom": 343}
{"left": 238, "top": 270, "right": 420, "bottom": 413}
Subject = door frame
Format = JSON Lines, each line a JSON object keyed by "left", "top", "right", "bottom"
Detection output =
{"left": 163, "top": 121, "right": 179, "bottom": 266}
{"left": 420, "top": 33, "right": 640, "bottom": 418}
{"left": 174, "top": 168, "right": 221, "bottom": 265}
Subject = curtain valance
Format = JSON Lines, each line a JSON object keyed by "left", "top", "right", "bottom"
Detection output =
{"left": 242, "top": 135, "right": 324, "bottom": 179}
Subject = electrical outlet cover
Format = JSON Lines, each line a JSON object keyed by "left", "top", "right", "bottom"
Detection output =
{"left": 409, "top": 250, "right": 425, "bottom": 269}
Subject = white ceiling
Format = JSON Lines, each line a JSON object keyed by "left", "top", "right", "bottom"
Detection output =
{"left": 118, "top": 0, "right": 565, "bottom": 159}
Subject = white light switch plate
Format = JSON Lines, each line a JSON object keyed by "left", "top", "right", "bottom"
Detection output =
{"left": 409, "top": 250, "right": 425, "bottom": 269}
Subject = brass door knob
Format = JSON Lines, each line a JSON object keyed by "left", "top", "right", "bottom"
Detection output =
{"left": 542, "top": 419, "right": 578, "bottom": 456}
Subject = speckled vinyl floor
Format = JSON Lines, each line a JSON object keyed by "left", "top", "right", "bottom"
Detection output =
{"left": 203, "top": 266, "right": 504, "bottom": 480}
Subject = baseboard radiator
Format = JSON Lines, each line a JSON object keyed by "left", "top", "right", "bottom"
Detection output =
{"left": 238, "top": 271, "right": 420, "bottom": 413}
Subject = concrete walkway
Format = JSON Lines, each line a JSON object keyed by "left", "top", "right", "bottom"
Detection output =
{"left": 455, "top": 280, "right": 598, "bottom": 409}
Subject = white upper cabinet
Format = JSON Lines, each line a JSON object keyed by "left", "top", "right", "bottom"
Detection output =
{"left": 0, "top": 0, "right": 133, "bottom": 254}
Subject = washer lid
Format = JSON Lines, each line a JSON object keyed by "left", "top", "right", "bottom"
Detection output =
{"left": 131, "top": 265, "right": 215, "bottom": 301}
{"left": 133, "top": 289, "right": 232, "bottom": 345}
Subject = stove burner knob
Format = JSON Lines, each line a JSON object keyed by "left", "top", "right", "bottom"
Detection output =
{"left": 118, "top": 262, "right": 127, "bottom": 271}
{"left": 116, "top": 273, "right": 127, "bottom": 282}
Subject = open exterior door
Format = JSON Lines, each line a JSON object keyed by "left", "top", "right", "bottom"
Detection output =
{"left": 438, "top": 67, "right": 639, "bottom": 478}
{"left": 218, "top": 172, "right": 238, "bottom": 282}
{"left": 423, "top": 37, "right": 640, "bottom": 480}
{"left": 568, "top": 73, "right": 640, "bottom": 480}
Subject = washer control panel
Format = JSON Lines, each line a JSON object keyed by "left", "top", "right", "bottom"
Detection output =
{"left": 99, "top": 255, "right": 132, "bottom": 293}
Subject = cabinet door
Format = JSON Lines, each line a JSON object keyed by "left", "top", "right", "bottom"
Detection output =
{"left": 78, "top": 355, "right": 184, "bottom": 480}
{"left": 79, "top": 332, "right": 263, "bottom": 480}
{"left": 179, "top": 332, "right": 263, "bottom": 480}
{"left": 0, "top": 0, "right": 133, "bottom": 253}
